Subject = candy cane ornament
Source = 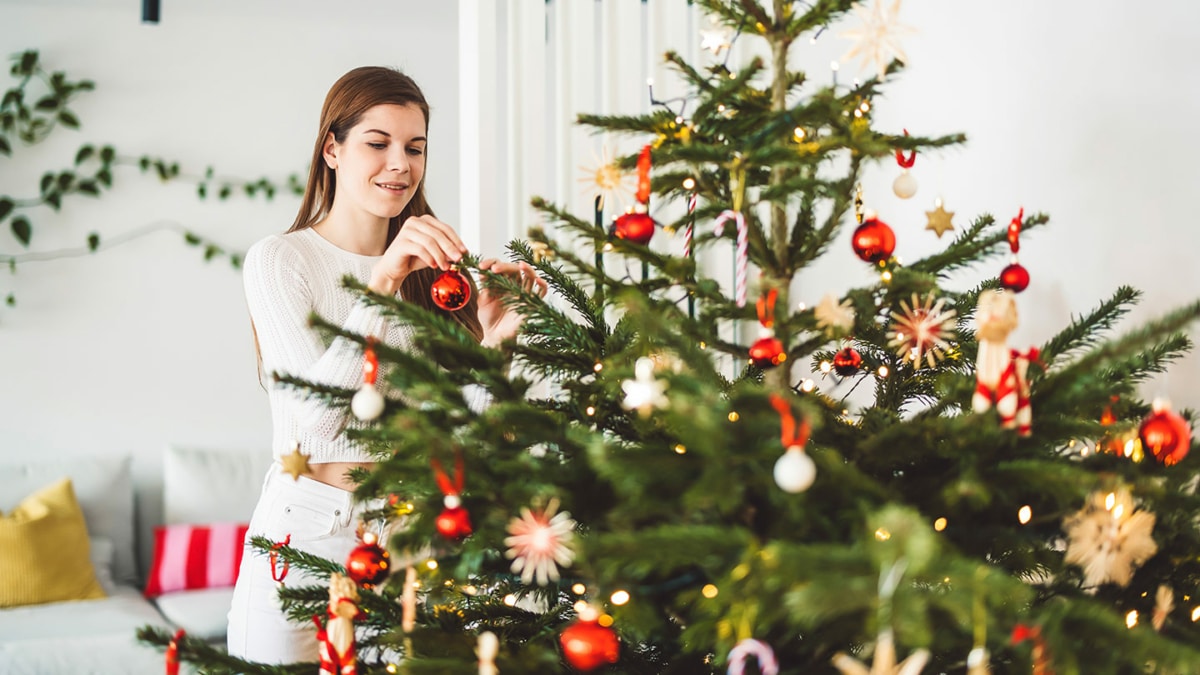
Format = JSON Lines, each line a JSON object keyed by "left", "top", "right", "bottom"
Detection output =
{"left": 713, "top": 209, "right": 748, "bottom": 307}
{"left": 727, "top": 638, "right": 780, "bottom": 675}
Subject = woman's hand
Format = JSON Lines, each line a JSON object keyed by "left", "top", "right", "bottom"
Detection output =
{"left": 368, "top": 215, "right": 468, "bottom": 295}
{"left": 477, "top": 259, "right": 548, "bottom": 347}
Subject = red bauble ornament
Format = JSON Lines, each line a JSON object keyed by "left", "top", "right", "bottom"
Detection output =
{"left": 345, "top": 538, "right": 390, "bottom": 587}
{"left": 749, "top": 336, "right": 787, "bottom": 369}
{"left": 435, "top": 496, "right": 473, "bottom": 540}
{"left": 560, "top": 618, "right": 620, "bottom": 671}
{"left": 431, "top": 267, "right": 471, "bottom": 311}
{"left": 851, "top": 218, "right": 896, "bottom": 263}
{"left": 832, "top": 346, "right": 863, "bottom": 376}
{"left": 1139, "top": 401, "right": 1192, "bottom": 466}
{"left": 611, "top": 211, "right": 655, "bottom": 245}
{"left": 1000, "top": 262, "right": 1030, "bottom": 293}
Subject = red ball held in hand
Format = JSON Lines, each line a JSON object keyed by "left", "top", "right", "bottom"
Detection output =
{"left": 851, "top": 217, "right": 896, "bottom": 263}
{"left": 431, "top": 267, "right": 471, "bottom": 311}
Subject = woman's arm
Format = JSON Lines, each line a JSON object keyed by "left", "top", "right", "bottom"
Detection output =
{"left": 244, "top": 236, "right": 392, "bottom": 440}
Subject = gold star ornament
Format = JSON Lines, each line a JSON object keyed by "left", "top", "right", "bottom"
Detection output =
{"left": 280, "top": 441, "right": 312, "bottom": 481}
{"left": 924, "top": 198, "right": 955, "bottom": 238}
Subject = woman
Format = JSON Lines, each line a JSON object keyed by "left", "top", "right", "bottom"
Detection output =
{"left": 227, "top": 66, "right": 546, "bottom": 663}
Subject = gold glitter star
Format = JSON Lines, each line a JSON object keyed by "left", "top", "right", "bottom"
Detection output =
{"left": 924, "top": 199, "right": 955, "bottom": 238}
{"left": 280, "top": 441, "right": 311, "bottom": 481}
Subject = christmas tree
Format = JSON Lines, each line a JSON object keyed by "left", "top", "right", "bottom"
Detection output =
{"left": 143, "top": 1, "right": 1200, "bottom": 673}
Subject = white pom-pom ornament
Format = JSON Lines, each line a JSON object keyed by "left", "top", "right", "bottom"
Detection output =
{"left": 774, "top": 446, "right": 816, "bottom": 493}
{"left": 892, "top": 170, "right": 918, "bottom": 199}
{"left": 351, "top": 384, "right": 385, "bottom": 421}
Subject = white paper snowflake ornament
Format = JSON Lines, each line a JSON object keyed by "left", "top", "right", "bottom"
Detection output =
{"left": 622, "top": 357, "right": 669, "bottom": 417}
{"left": 887, "top": 292, "right": 956, "bottom": 368}
{"left": 505, "top": 498, "right": 578, "bottom": 586}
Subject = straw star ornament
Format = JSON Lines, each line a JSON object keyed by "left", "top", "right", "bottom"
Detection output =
{"left": 839, "top": 0, "right": 915, "bottom": 80}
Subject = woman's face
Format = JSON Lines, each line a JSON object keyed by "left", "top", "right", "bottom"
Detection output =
{"left": 324, "top": 103, "right": 427, "bottom": 221}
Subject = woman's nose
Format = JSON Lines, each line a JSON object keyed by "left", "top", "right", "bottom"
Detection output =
{"left": 388, "top": 148, "right": 409, "bottom": 173}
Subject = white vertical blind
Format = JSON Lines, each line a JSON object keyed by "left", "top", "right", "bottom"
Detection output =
{"left": 460, "top": 0, "right": 715, "bottom": 254}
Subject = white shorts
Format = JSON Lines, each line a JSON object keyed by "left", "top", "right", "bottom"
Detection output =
{"left": 226, "top": 463, "right": 373, "bottom": 664}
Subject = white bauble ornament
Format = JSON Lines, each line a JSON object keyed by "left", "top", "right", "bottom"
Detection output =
{"left": 773, "top": 447, "right": 816, "bottom": 493}
{"left": 351, "top": 384, "right": 385, "bottom": 421}
{"left": 892, "top": 170, "right": 918, "bottom": 199}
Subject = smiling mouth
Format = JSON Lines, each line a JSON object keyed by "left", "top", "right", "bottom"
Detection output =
{"left": 377, "top": 182, "right": 410, "bottom": 193}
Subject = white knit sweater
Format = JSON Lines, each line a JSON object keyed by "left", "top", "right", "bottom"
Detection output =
{"left": 244, "top": 226, "right": 488, "bottom": 464}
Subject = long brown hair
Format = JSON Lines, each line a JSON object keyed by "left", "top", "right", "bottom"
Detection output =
{"left": 289, "top": 66, "right": 483, "bottom": 342}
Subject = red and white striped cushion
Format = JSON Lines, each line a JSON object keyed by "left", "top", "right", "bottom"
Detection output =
{"left": 144, "top": 523, "right": 249, "bottom": 598}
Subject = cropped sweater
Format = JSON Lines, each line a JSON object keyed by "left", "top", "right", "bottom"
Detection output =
{"left": 243, "top": 227, "right": 486, "bottom": 464}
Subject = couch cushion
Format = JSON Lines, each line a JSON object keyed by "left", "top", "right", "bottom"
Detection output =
{"left": 154, "top": 588, "right": 235, "bottom": 642}
{"left": 144, "top": 523, "right": 249, "bottom": 598}
{"left": 0, "top": 455, "right": 137, "bottom": 586}
{"left": 164, "top": 446, "right": 271, "bottom": 525}
{"left": 0, "top": 478, "right": 106, "bottom": 608}
{"left": 0, "top": 587, "right": 171, "bottom": 674}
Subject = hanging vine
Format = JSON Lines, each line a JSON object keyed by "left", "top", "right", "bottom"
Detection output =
{"left": 0, "top": 49, "right": 305, "bottom": 308}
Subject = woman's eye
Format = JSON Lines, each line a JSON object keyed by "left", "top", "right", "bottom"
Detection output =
{"left": 367, "top": 142, "right": 387, "bottom": 150}
{"left": 407, "top": 147, "right": 425, "bottom": 156}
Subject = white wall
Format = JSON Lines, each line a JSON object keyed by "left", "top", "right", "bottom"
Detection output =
{"left": 2, "top": 0, "right": 1198, "bottom": 504}
{"left": 0, "top": 0, "right": 460, "bottom": 539}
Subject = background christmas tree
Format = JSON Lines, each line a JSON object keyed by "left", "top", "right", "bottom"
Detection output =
{"left": 143, "top": 1, "right": 1200, "bottom": 673}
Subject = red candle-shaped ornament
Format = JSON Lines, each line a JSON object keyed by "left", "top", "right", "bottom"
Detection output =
{"left": 851, "top": 217, "right": 895, "bottom": 263}
{"left": 610, "top": 145, "right": 657, "bottom": 245}
{"left": 431, "top": 267, "right": 471, "bottom": 311}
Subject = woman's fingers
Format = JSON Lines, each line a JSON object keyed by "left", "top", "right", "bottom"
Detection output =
{"left": 401, "top": 216, "right": 466, "bottom": 268}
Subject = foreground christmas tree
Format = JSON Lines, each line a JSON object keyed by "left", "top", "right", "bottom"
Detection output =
{"left": 143, "top": 1, "right": 1200, "bottom": 673}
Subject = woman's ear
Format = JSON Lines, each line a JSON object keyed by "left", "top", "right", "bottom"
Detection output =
{"left": 322, "top": 132, "right": 339, "bottom": 170}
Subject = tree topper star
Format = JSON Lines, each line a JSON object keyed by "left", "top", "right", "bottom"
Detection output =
{"left": 839, "top": 0, "right": 916, "bottom": 80}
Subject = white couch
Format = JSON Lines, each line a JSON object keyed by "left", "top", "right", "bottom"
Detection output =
{"left": 0, "top": 447, "right": 271, "bottom": 674}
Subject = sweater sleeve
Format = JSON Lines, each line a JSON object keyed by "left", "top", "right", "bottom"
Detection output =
{"left": 243, "top": 236, "right": 386, "bottom": 441}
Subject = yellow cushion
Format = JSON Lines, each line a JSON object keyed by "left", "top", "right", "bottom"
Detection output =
{"left": 0, "top": 478, "right": 106, "bottom": 608}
